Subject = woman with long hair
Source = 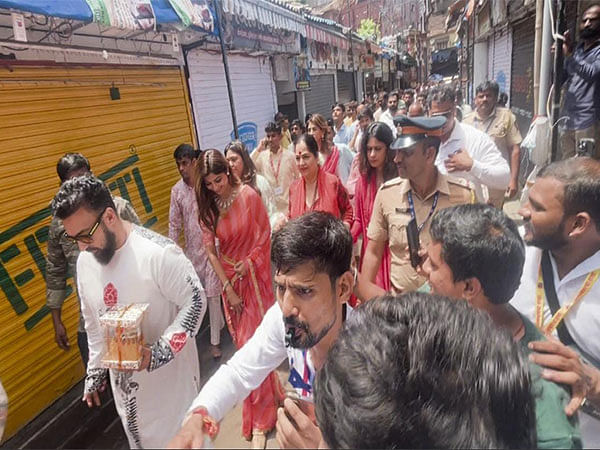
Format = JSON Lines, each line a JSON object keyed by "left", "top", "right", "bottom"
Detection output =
{"left": 225, "top": 140, "right": 277, "bottom": 226}
{"left": 286, "top": 134, "right": 352, "bottom": 227}
{"left": 195, "top": 150, "right": 283, "bottom": 448}
{"left": 351, "top": 122, "right": 396, "bottom": 290}
{"left": 307, "top": 114, "right": 354, "bottom": 184}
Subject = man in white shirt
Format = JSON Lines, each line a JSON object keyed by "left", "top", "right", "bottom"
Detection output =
{"left": 373, "top": 91, "right": 388, "bottom": 121}
{"left": 53, "top": 175, "right": 206, "bottom": 449}
{"left": 379, "top": 92, "right": 405, "bottom": 137}
{"left": 428, "top": 85, "right": 510, "bottom": 203}
{"left": 332, "top": 103, "right": 354, "bottom": 146}
{"left": 510, "top": 157, "right": 600, "bottom": 448}
{"left": 168, "top": 212, "right": 354, "bottom": 449}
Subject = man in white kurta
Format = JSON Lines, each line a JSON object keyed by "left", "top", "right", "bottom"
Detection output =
{"left": 52, "top": 175, "right": 206, "bottom": 449}
{"left": 428, "top": 86, "right": 510, "bottom": 203}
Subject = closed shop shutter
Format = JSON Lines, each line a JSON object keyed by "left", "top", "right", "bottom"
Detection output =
{"left": 490, "top": 29, "right": 512, "bottom": 101}
{"left": 0, "top": 63, "right": 195, "bottom": 439}
{"left": 305, "top": 74, "right": 335, "bottom": 118}
{"left": 187, "top": 51, "right": 277, "bottom": 152}
{"left": 510, "top": 17, "right": 535, "bottom": 136}
{"left": 336, "top": 71, "right": 354, "bottom": 104}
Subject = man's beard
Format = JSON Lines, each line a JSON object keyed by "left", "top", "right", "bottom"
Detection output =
{"left": 89, "top": 224, "right": 117, "bottom": 265}
{"left": 524, "top": 216, "right": 568, "bottom": 250}
{"left": 284, "top": 312, "right": 336, "bottom": 350}
{"left": 580, "top": 27, "right": 600, "bottom": 39}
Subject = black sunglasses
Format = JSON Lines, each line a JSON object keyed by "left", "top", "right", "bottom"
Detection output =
{"left": 64, "top": 208, "right": 107, "bottom": 244}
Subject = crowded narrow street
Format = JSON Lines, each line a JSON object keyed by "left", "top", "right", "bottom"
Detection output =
{"left": 1, "top": 0, "right": 599, "bottom": 448}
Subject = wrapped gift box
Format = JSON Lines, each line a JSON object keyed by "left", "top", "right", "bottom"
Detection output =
{"left": 99, "top": 303, "right": 149, "bottom": 370}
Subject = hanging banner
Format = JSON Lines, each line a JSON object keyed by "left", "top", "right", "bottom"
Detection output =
{"left": 85, "top": 0, "right": 156, "bottom": 30}
{"left": 167, "top": 0, "right": 214, "bottom": 33}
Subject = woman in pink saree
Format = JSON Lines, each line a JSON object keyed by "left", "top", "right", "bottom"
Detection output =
{"left": 195, "top": 150, "right": 283, "bottom": 448}
{"left": 351, "top": 122, "right": 397, "bottom": 291}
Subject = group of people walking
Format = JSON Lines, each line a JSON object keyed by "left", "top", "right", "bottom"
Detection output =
{"left": 32, "top": 62, "right": 600, "bottom": 448}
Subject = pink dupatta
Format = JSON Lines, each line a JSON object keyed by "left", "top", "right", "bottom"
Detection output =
{"left": 321, "top": 146, "right": 340, "bottom": 177}
{"left": 351, "top": 174, "right": 391, "bottom": 291}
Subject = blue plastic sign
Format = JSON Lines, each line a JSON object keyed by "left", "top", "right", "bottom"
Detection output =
{"left": 231, "top": 122, "right": 258, "bottom": 153}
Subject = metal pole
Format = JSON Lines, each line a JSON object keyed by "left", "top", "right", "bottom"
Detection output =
{"left": 533, "top": 0, "right": 544, "bottom": 113}
{"left": 347, "top": 0, "right": 357, "bottom": 100}
{"left": 550, "top": 0, "right": 565, "bottom": 162}
{"left": 213, "top": 0, "right": 238, "bottom": 139}
{"left": 538, "top": 0, "right": 553, "bottom": 116}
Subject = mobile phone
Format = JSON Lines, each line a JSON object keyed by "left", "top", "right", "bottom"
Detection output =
{"left": 577, "top": 138, "right": 595, "bottom": 158}
{"left": 406, "top": 218, "right": 421, "bottom": 269}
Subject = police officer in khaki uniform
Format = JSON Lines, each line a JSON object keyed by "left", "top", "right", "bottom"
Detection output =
{"left": 357, "top": 116, "right": 474, "bottom": 299}
{"left": 464, "top": 81, "right": 522, "bottom": 206}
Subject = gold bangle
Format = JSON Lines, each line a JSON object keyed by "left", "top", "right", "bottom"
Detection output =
{"left": 222, "top": 280, "right": 232, "bottom": 294}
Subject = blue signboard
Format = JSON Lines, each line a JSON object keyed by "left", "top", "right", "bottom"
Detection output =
{"left": 231, "top": 122, "right": 258, "bottom": 153}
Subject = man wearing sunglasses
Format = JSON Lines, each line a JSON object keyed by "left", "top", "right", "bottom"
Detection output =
{"left": 51, "top": 175, "right": 207, "bottom": 448}
{"left": 357, "top": 116, "right": 474, "bottom": 300}
{"left": 46, "top": 153, "right": 140, "bottom": 366}
{"left": 428, "top": 85, "right": 510, "bottom": 205}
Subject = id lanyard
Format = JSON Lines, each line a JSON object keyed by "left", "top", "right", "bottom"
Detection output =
{"left": 269, "top": 151, "right": 282, "bottom": 183}
{"left": 535, "top": 266, "right": 600, "bottom": 334}
{"left": 407, "top": 190, "right": 439, "bottom": 233}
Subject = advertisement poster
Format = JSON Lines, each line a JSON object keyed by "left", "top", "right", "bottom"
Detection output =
{"left": 168, "top": 0, "right": 215, "bottom": 33}
{"left": 85, "top": 0, "right": 156, "bottom": 30}
{"left": 294, "top": 53, "right": 311, "bottom": 90}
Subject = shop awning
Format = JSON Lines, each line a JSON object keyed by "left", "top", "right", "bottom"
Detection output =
{"left": 306, "top": 23, "right": 349, "bottom": 50}
{"left": 222, "top": 0, "right": 305, "bottom": 35}
{"left": 0, "top": 0, "right": 218, "bottom": 34}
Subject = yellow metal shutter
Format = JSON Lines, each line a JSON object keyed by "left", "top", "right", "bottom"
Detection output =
{"left": 0, "top": 63, "right": 196, "bottom": 439}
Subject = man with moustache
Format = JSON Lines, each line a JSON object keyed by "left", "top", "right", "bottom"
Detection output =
{"left": 559, "top": 4, "right": 600, "bottom": 160}
{"left": 464, "top": 80, "right": 522, "bottom": 205}
{"left": 510, "top": 157, "right": 600, "bottom": 448}
{"left": 52, "top": 175, "right": 206, "bottom": 448}
{"left": 168, "top": 212, "right": 354, "bottom": 449}
{"left": 428, "top": 85, "right": 510, "bottom": 204}
{"left": 421, "top": 203, "right": 581, "bottom": 448}
{"left": 379, "top": 91, "right": 405, "bottom": 137}
{"left": 357, "top": 116, "right": 474, "bottom": 299}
